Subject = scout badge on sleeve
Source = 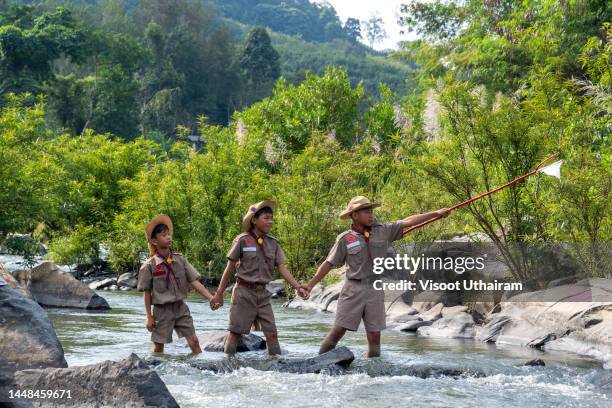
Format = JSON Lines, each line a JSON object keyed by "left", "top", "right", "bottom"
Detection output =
{"left": 402, "top": 153, "right": 564, "bottom": 236}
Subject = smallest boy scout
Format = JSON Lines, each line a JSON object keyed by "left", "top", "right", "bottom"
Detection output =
{"left": 306, "top": 196, "right": 450, "bottom": 358}
{"left": 211, "top": 200, "right": 309, "bottom": 355}
{"left": 138, "top": 214, "right": 215, "bottom": 354}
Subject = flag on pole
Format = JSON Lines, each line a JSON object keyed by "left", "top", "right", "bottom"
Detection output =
{"left": 537, "top": 160, "right": 563, "bottom": 179}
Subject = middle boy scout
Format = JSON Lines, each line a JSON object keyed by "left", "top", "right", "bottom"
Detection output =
{"left": 211, "top": 200, "right": 309, "bottom": 355}
{"left": 305, "top": 196, "right": 450, "bottom": 357}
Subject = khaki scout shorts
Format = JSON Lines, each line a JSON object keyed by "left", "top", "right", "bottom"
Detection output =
{"left": 228, "top": 284, "right": 277, "bottom": 334}
{"left": 152, "top": 300, "right": 196, "bottom": 344}
{"left": 335, "top": 279, "right": 386, "bottom": 332}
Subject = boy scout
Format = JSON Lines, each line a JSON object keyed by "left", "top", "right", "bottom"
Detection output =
{"left": 210, "top": 200, "right": 309, "bottom": 355}
{"left": 138, "top": 214, "right": 215, "bottom": 354}
{"left": 305, "top": 196, "right": 450, "bottom": 357}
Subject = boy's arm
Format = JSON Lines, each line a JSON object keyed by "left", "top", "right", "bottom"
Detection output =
{"left": 144, "top": 290, "right": 154, "bottom": 332}
{"left": 306, "top": 261, "right": 333, "bottom": 291}
{"left": 191, "top": 280, "right": 213, "bottom": 301}
{"left": 211, "top": 260, "right": 236, "bottom": 307}
{"left": 400, "top": 208, "right": 450, "bottom": 228}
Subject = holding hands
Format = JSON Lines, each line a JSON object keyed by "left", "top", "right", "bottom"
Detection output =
{"left": 209, "top": 292, "right": 223, "bottom": 310}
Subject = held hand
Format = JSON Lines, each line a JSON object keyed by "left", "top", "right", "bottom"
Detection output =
{"left": 297, "top": 284, "right": 310, "bottom": 300}
{"left": 146, "top": 316, "right": 155, "bottom": 332}
{"left": 436, "top": 208, "right": 451, "bottom": 218}
{"left": 209, "top": 294, "right": 223, "bottom": 310}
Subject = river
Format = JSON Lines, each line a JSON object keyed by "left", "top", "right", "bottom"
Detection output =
{"left": 43, "top": 290, "right": 610, "bottom": 408}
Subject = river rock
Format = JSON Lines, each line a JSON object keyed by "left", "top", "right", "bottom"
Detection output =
{"left": 475, "top": 283, "right": 612, "bottom": 365}
{"left": 0, "top": 285, "right": 67, "bottom": 374}
{"left": 417, "top": 302, "right": 444, "bottom": 322}
{"left": 19, "top": 262, "right": 110, "bottom": 309}
{"left": 386, "top": 298, "right": 418, "bottom": 323}
{"left": 200, "top": 331, "right": 266, "bottom": 352}
{"left": 441, "top": 305, "right": 468, "bottom": 317}
{"left": 117, "top": 273, "right": 137, "bottom": 289}
{"left": 266, "top": 279, "right": 286, "bottom": 298}
{"left": 190, "top": 346, "right": 355, "bottom": 374}
{"left": 9, "top": 353, "right": 178, "bottom": 407}
{"left": 417, "top": 312, "right": 476, "bottom": 339}
{"left": 522, "top": 358, "right": 545, "bottom": 367}
{"left": 396, "top": 319, "right": 431, "bottom": 332}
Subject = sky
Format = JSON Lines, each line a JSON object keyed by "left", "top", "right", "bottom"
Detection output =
{"left": 314, "top": 0, "right": 416, "bottom": 50}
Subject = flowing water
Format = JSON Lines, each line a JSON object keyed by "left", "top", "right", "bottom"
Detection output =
{"left": 44, "top": 291, "right": 611, "bottom": 408}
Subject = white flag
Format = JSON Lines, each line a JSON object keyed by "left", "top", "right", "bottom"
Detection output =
{"left": 537, "top": 160, "right": 563, "bottom": 179}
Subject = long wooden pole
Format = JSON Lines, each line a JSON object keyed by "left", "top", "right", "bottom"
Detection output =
{"left": 401, "top": 153, "right": 559, "bottom": 237}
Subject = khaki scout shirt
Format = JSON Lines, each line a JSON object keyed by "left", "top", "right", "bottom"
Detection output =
{"left": 226, "top": 232, "right": 286, "bottom": 284}
{"left": 325, "top": 222, "right": 404, "bottom": 280}
{"left": 137, "top": 253, "right": 201, "bottom": 305}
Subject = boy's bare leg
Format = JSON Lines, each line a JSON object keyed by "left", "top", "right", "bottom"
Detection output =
{"left": 319, "top": 325, "right": 347, "bottom": 354}
{"left": 152, "top": 342, "right": 164, "bottom": 353}
{"left": 224, "top": 331, "right": 241, "bottom": 355}
{"left": 263, "top": 331, "right": 281, "bottom": 356}
{"left": 185, "top": 334, "right": 202, "bottom": 354}
{"left": 366, "top": 331, "right": 381, "bottom": 357}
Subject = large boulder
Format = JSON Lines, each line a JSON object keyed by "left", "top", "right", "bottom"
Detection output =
{"left": 475, "top": 281, "right": 612, "bottom": 365}
{"left": 189, "top": 346, "right": 355, "bottom": 374}
{"left": 0, "top": 285, "right": 67, "bottom": 374}
{"left": 200, "top": 331, "right": 266, "bottom": 352}
{"left": 16, "top": 262, "right": 110, "bottom": 309}
{"left": 7, "top": 354, "right": 178, "bottom": 408}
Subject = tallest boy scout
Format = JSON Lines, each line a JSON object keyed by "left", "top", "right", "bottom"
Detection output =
{"left": 306, "top": 196, "right": 450, "bottom": 357}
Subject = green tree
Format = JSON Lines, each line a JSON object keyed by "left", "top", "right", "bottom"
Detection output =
{"left": 343, "top": 17, "right": 362, "bottom": 42}
{"left": 240, "top": 27, "right": 280, "bottom": 105}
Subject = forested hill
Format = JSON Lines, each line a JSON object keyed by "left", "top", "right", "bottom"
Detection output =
{"left": 2, "top": 0, "right": 410, "bottom": 135}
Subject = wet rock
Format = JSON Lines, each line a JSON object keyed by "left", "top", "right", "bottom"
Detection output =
{"left": 396, "top": 319, "right": 431, "bottom": 332}
{"left": 89, "top": 278, "right": 114, "bottom": 290}
{"left": 266, "top": 279, "right": 286, "bottom": 299}
{"left": 386, "top": 298, "right": 418, "bottom": 323}
{"left": 117, "top": 273, "right": 137, "bottom": 289}
{"left": 366, "top": 364, "right": 486, "bottom": 379}
{"left": 8, "top": 354, "right": 178, "bottom": 408}
{"left": 477, "top": 296, "right": 612, "bottom": 365}
{"left": 522, "top": 358, "right": 545, "bottom": 367}
{"left": 190, "top": 346, "right": 355, "bottom": 374}
{"left": 417, "top": 312, "right": 476, "bottom": 339}
{"left": 0, "top": 285, "right": 67, "bottom": 374}
{"left": 16, "top": 262, "right": 110, "bottom": 309}
{"left": 200, "top": 331, "right": 266, "bottom": 352}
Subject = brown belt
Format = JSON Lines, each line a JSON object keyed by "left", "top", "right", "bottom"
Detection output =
{"left": 236, "top": 277, "right": 267, "bottom": 290}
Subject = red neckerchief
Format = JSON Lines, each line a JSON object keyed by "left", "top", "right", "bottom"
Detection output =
{"left": 156, "top": 250, "right": 181, "bottom": 290}
{"left": 350, "top": 224, "right": 372, "bottom": 261}
{"left": 249, "top": 229, "right": 274, "bottom": 273}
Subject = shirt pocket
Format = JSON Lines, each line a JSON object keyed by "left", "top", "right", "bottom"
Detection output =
{"left": 346, "top": 246, "right": 364, "bottom": 277}
{"left": 153, "top": 274, "right": 168, "bottom": 293}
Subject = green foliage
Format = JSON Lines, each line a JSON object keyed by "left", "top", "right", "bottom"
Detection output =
{"left": 238, "top": 66, "right": 365, "bottom": 151}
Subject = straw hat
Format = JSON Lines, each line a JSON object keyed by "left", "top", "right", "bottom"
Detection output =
{"left": 145, "top": 214, "right": 173, "bottom": 256}
{"left": 339, "top": 196, "right": 381, "bottom": 220}
{"left": 242, "top": 200, "right": 277, "bottom": 232}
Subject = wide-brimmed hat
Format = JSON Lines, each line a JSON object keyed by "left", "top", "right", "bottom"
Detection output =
{"left": 339, "top": 196, "right": 381, "bottom": 220}
{"left": 145, "top": 214, "right": 173, "bottom": 256}
{"left": 242, "top": 200, "right": 277, "bottom": 232}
